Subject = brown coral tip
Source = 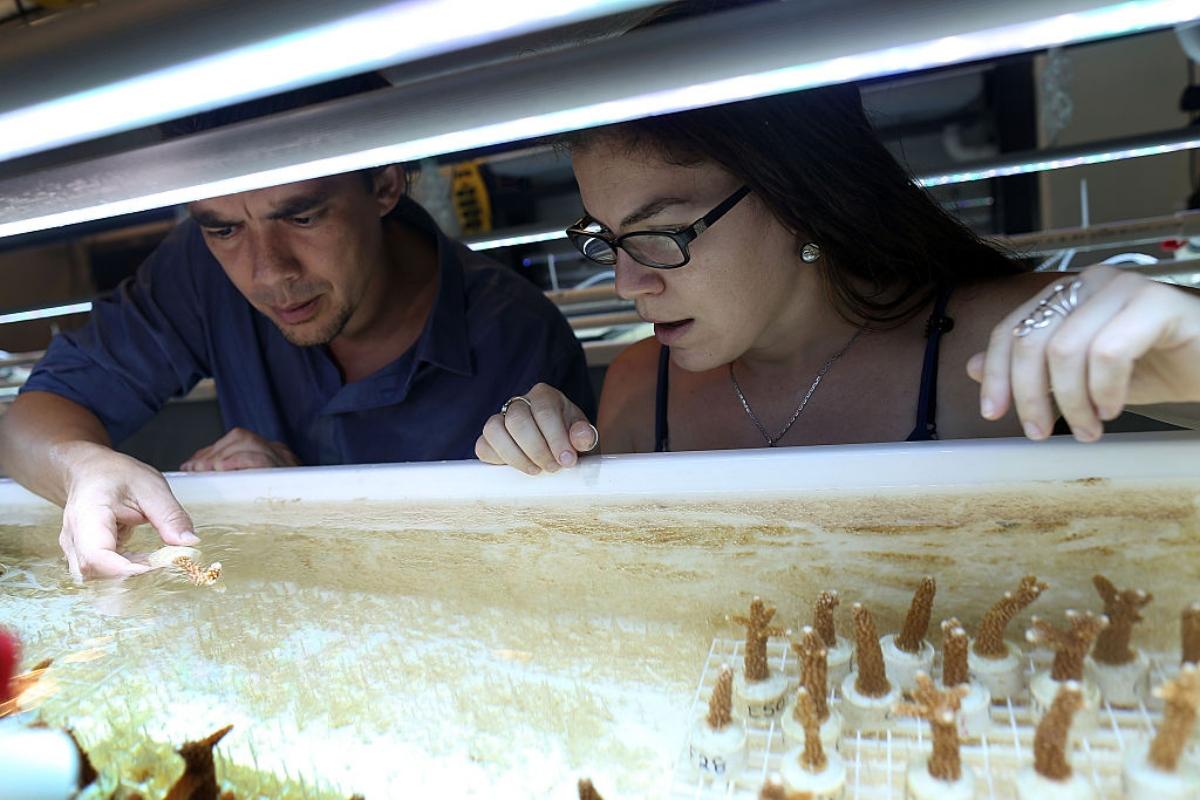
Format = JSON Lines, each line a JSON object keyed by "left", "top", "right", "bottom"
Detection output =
{"left": 792, "top": 626, "right": 829, "bottom": 723}
{"left": 794, "top": 687, "right": 827, "bottom": 773}
{"left": 1033, "top": 682, "right": 1083, "bottom": 781}
{"left": 165, "top": 724, "right": 233, "bottom": 800}
{"left": 707, "top": 665, "right": 734, "bottom": 731}
{"left": 1182, "top": 604, "right": 1200, "bottom": 665}
{"left": 1091, "top": 575, "right": 1152, "bottom": 666}
{"left": 732, "top": 597, "right": 786, "bottom": 683}
{"left": 759, "top": 776, "right": 809, "bottom": 800}
{"left": 896, "top": 673, "right": 967, "bottom": 782}
{"left": 973, "top": 576, "right": 1047, "bottom": 659}
{"left": 1148, "top": 663, "right": 1200, "bottom": 772}
{"left": 813, "top": 590, "right": 840, "bottom": 648}
{"left": 851, "top": 604, "right": 891, "bottom": 698}
{"left": 67, "top": 729, "right": 98, "bottom": 789}
{"left": 940, "top": 619, "right": 970, "bottom": 689}
{"left": 578, "top": 778, "right": 604, "bottom": 800}
{"left": 1026, "top": 610, "right": 1108, "bottom": 682}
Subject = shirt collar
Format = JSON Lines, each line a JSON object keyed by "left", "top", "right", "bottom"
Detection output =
{"left": 389, "top": 196, "right": 474, "bottom": 378}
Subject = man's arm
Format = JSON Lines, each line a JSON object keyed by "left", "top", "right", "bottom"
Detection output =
{"left": 0, "top": 223, "right": 216, "bottom": 578}
{"left": 0, "top": 392, "right": 111, "bottom": 506}
{"left": 0, "top": 391, "right": 200, "bottom": 579}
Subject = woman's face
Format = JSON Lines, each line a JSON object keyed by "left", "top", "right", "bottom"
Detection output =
{"left": 572, "top": 139, "right": 813, "bottom": 372}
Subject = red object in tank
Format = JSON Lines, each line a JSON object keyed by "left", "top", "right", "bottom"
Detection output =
{"left": 0, "top": 627, "right": 19, "bottom": 703}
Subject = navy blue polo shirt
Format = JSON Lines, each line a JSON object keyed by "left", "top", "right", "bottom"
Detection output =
{"left": 23, "top": 198, "right": 595, "bottom": 465}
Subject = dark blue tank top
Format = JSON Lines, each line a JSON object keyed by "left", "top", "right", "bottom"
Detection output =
{"left": 653, "top": 287, "right": 955, "bottom": 452}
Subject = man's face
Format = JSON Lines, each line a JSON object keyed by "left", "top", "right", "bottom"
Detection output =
{"left": 189, "top": 170, "right": 397, "bottom": 346}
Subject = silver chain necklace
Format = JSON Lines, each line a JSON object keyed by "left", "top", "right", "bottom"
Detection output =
{"left": 729, "top": 329, "right": 863, "bottom": 447}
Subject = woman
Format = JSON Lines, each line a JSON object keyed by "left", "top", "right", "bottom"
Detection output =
{"left": 476, "top": 84, "right": 1200, "bottom": 474}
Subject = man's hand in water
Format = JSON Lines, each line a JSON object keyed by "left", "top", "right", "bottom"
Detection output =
{"left": 58, "top": 442, "right": 199, "bottom": 580}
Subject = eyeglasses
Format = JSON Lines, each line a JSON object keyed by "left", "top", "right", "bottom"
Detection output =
{"left": 566, "top": 185, "right": 750, "bottom": 269}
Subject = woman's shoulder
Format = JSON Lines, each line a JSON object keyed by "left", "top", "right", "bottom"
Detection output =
{"left": 596, "top": 336, "right": 662, "bottom": 453}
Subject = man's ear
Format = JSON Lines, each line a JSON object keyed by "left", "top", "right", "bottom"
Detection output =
{"left": 370, "top": 165, "right": 406, "bottom": 216}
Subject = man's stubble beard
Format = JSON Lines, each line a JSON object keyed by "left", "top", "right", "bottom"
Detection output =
{"left": 276, "top": 299, "right": 354, "bottom": 347}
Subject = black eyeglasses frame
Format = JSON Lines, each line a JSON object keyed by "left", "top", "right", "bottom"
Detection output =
{"left": 565, "top": 185, "right": 751, "bottom": 269}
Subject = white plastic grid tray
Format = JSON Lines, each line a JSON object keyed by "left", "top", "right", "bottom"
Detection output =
{"left": 671, "top": 637, "right": 1194, "bottom": 799}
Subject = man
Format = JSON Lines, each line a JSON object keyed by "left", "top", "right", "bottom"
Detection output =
{"left": 0, "top": 76, "right": 594, "bottom": 580}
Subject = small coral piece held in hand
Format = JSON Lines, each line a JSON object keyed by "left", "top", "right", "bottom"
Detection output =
{"left": 173, "top": 556, "right": 223, "bottom": 587}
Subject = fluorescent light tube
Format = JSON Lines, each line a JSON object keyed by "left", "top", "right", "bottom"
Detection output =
{"left": 1, "top": 0, "right": 1197, "bottom": 240}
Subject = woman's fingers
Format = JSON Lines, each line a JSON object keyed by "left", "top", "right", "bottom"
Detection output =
{"left": 1038, "top": 281, "right": 1123, "bottom": 440}
{"left": 481, "top": 414, "right": 542, "bottom": 475}
{"left": 976, "top": 321, "right": 1016, "bottom": 422}
{"left": 968, "top": 264, "right": 1200, "bottom": 441}
{"left": 1008, "top": 321, "right": 1055, "bottom": 440}
{"left": 1087, "top": 282, "right": 1181, "bottom": 414}
{"left": 502, "top": 399, "right": 560, "bottom": 472}
{"left": 475, "top": 433, "right": 504, "bottom": 464}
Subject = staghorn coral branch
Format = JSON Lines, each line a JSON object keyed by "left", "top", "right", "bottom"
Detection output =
{"left": 973, "top": 576, "right": 1047, "bottom": 659}
{"left": 707, "top": 665, "right": 734, "bottom": 730}
{"left": 732, "top": 597, "right": 787, "bottom": 683}
{"left": 165, "top": 724, "right": 233, "bottom": 800}
{"left": 1026, "top": 611, "right": 1108, "bottom": 682}
{"left": 1033, "top": 683, "right": 1083, "bottom": 781}
{"left": 792, "top": 627, "right": 829, "bottom": 723}
{"left": 1148, "top": 663, "right": 1200, "bottom": 772}
{"left": 578, "top": 778, "right": 605, "bottom": 800}
{"left": 1182, "top": 604, "right": 1200, "bottom": 665}
{"left": 896, "top": 577, "right": 936, "bottom": 653}
{"left": 1091, "top": 575, "right": 1152, "bottom": 666}
{"left": 896, "top": 673, "right": 967, "bottom": 782}
{"left": 67, "top": 729, "right": 97, "bottom": 789}
{"left": 813, "top": 590, "right": 840, "bottom": 649}
{"left": 794, "top": 687, "right": 827, "bottom": 773}
{"left": 941, "top": 619, "right": 970, "bottom": 689}
{"left": 851, "top": 604, "right": 891, "bottom": 698}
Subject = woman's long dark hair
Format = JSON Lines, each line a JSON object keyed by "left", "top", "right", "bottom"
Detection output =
{"left": 566, "top": 15, "right": 1024, "bottom": 325}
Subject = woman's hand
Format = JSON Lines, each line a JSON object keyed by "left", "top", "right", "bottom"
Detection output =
{"left": 968, "top": 265, "right": 1200, "bottom": 441}
{"left": 475, "top": 383, "right": 599, "bottom": 474}
{"left": 180, "top": 427, "right": 301, "bottom": 471}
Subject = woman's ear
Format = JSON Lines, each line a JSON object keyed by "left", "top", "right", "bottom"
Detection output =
{"left": 370, "top": 165, "right": 407, "bottom": 216}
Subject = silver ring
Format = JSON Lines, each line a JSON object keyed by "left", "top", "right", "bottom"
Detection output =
{"left": 500, "top": 395, "right": 533, "bottom": 416}
{"left": 1013, "top": 279, "right": 1084, "bottom": 338}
